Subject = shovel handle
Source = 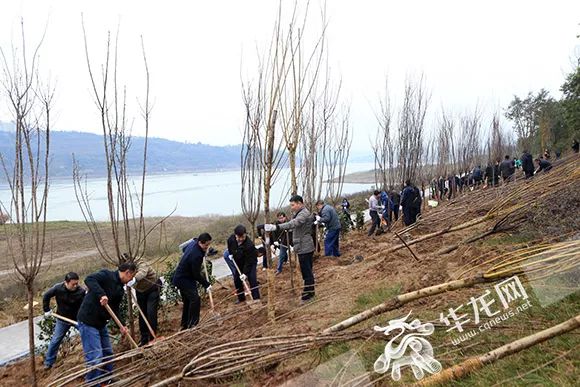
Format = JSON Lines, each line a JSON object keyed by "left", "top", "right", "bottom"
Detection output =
{"left": 104, "top": 303, "right": 139, "bottom": 349}
{"left": 52, "top": 312, "right": 78, "bottom": 327}
{"left": 130, "top": 291, "right": 157, "bottom": 340}
{"left": 202, "top": 255, "right": 215, "bottom": 309}
{"left": 229, "top": 257, "right": 253, "bottom": 300}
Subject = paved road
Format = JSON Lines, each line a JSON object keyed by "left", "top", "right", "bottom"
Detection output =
{"left": 0, "top": 316, "right": 43, "bottom": 366}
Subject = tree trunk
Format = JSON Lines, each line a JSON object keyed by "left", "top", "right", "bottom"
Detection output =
{"left": 27, "top": 284, "right": 38, "bottom": 387}
{"left": 289, "top": 151, "right": 297, "bottom": 196}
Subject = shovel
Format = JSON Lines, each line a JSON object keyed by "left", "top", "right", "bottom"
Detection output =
{"left": 203, "top": 254, "right": 223, "bottom": 324}
{"left": 129, "top": 290, "right": 164, "bottom": 344}
{"left": 104, "top": 303, "right": 139, "bottom": 349}
{"left": 229, "top": 256, "right": 253, "bottom": 301}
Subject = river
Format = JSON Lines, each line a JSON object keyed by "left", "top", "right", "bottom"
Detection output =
{"left": 0, "top": 163, "right": 374, "bottom": 221}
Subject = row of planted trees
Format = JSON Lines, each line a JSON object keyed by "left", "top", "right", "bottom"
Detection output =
{"left": 240, "top": 1, "right": 352, "bottom": 319}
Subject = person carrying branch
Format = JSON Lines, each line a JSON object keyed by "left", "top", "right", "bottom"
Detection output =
{"left": 315, "top": 200, "right": 341, "bottom": 257}
{"left": 264, "top": 195, "right": 316, "bottom": 303}
{"left": 133, "top": 262, "right": 161, "bottom": 346}
{"left": 172, "top": 233, "right": 213, "bottom": 330}
{"left": 227, "top": 225, "right": 261, "bottom": 303}
{"left": 77, "top": 262, "right": 137, "bottom": 385}
{"left": 42, "top": 272, "right": 86, "bottom": 370}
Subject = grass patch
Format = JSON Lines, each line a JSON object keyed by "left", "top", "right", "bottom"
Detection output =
{"left": 353, "top": 284, "right": 402, "bottom": 314}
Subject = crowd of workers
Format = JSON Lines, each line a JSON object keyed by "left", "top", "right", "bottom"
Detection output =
{"left": 40, "top": 142, "right": 577, "bottom": 385}
{"left": 42, "top": 194, "right": 343, "bottom": 385}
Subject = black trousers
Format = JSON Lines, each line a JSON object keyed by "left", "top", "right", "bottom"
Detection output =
{"left": 177, "top": 285, "right": 200, "bottom": 330}
{"left": 368, "top": 210, "right": 380, "bottom": 236}
{"left": 298, "top": 252, "right": 315, "bottom": 301}
{"left": 136, "top": 284, "right": 160, "bottom": 345}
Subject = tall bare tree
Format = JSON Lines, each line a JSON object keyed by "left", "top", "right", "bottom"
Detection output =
{"left": 0, "top": 20, "right": 53, "bottom": 386}
{"left": 396, "top": 76, "right": 429, "bottom": 185}
{"left": 74, "top": 20, "right": 162, "bottom": 337}
{"left": 372, "top": 78, "right": 395, "bottom": 189}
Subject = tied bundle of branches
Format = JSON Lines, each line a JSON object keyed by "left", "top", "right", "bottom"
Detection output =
{"left": 416, "top": 314, "right": 580, "bottom": 386}
{"left": 323, "top": 240, "right": 580, "bottom": 334}
{"left": 150, "top": 331, "right": 368, "bottom": 386}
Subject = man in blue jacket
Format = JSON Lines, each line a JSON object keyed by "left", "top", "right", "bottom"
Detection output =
{"left": 77, "top": 262, "right": 136, "bottom": 385}
{"left": 315, "top": 200, "right": 341, "bottom": 257}
{"left": 42, "top": 272, "right": 86, "bottom": 369}
{"left": 172, "top": 233, "right": 213, "bottom": 330}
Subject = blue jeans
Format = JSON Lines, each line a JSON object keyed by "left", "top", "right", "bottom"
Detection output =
{"left": 276, "top": 245, "right": 288, "bottom": 273}
{"left": 78, "top": 322, "right": 113, "bottom": 385}
{"left": 324, "top": 229, "right": 341, "bottom": 257}
{"left": 44, "top": 319, "right": 72, "bottom": 367}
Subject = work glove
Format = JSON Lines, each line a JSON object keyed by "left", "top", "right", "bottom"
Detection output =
{"left": 206, "top": 285, "right": 212, "bottom": 292}
{"left": 44, "top": 311, "right": 52, "bottom": 318}
{"left": 316, "top": 215, "right": 321, "bottom": 222}
{"left": 126, "top": 278, "right": 136, "bottom": 288}
{"left": 273, "top": 241, "right": 280, "bottom": 248}
{"left": 240, "top": 274, "right": 248, "bottom": 282}
{"left": 264, "top": 224, "right": 277, "bottom": 232}
{"left": 228, "top": 254, "right": 234, "bottom": 261}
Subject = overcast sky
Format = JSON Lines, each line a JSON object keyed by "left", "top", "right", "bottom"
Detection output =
{"left": 1, "top": 0, "right": 579, "bottom": 152}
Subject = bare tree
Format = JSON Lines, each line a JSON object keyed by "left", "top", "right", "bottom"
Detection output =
{"left": 325, "top": 105, "right": 352, "bottom": 204}
{"left": 456, "top": 107, "right": 483, "bottom": 174}
{"left": 396, "top": 75, "right": 429, "bottom": 185}
{"left": 74, "top": 20, "right": 162, "bottom": 337}
{"left": 0, "top": 20, "right": 53, "bottom": 386}
{"left": 372, "top": 78, "right": 395, "bottom": 190}
{"left": 240, "top": 82, "right": 263, "bottom": 240}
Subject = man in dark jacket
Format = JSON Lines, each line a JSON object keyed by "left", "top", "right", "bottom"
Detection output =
{"left": 77, "top": 263, "right": 136, "bottom": 385}
{"left": 42, "top": 272, "right": 86, "bottom": 369}
{"left": 172, "top": 233, "right": 212, "bottom": 330}
{"left": 265, "top": 195, "right": 315, "bottom": 303}
{"left": 316, "top": 200, "right": 341, "bottom": 257}
{"left": 401, "top": 180, "right": 421, "bottom": 226}
{"left": 500, "top": 155, "right": 515, "bottom": 182}
{"left": 521, "top": 150, "right": 534, "bottom": 179}
{"left": 227, "top": 225, "right": 260, "bottom": 303}
{"left": 535, "top": 157, "right": 553, "bottom": 174}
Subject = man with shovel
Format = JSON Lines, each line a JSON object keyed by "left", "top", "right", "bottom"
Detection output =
{"left": 42, "top": 272, "right": 86, "bottom": 370}
{"left": 172, "top": 233, "right": 213, "bottom": 329}
{"left": 264, "top": 194, "right": 316, "bottom": 304}
{"left": 227, "top": 225, "right": 261, "bottom": 304}
{"left": 133, "top": 263, "right": 161, "bottom": 346}
{"left": 77, "top": 262, "right": 137, "bottom": 385}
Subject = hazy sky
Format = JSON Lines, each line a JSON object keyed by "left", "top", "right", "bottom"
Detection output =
{"left": 1, "top": 0, "right": 579, "bottom": 152}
